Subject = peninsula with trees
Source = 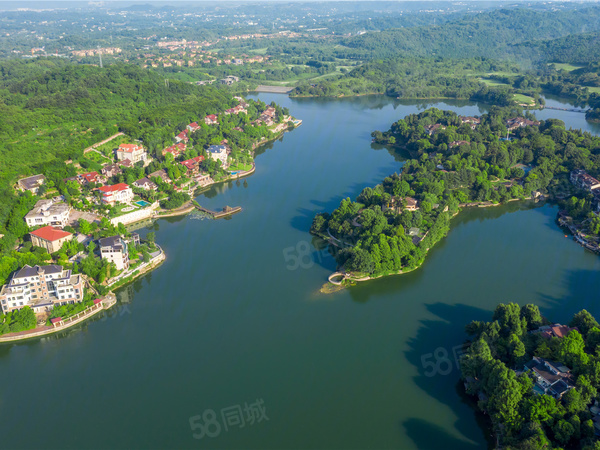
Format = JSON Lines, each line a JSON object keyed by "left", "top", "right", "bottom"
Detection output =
{"left": 0, "top": 60, "right": 298, "bottom": 340}
{"left": 311, "top": 107, "right": 600, "bottom": 286}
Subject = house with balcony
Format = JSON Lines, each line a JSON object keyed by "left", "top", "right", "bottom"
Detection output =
{"left": 180, "top": 156, "right": 205, "bottom": 175}
{"left": 207, "top": 145, "right": 228, "bottom": 167}
{"left": 204, "top": 114, "right": 218, "bottom": 125}
{"left": 30, "top": 226, "right": 73, "bottom": 253}
{"left": 98, "top": 236, "right": 129, "bottom": 271}
{"left": 133, "top": 177, "right": 158, "bottom": 191}
{"left": 175, "top": 130, "right": 189, "bottom": 143}
{"left": 101, "top": 163, "right": 122, "bottom": 178}
{"left": 25, "top": 199, "right": 71, "bottom": 228}
{"left": 116, "top": 143, "right": 148, "bottom": 165}
{"left": 0, "top": 264, "right": 84, "bottom": 314}
{"left": 98, "top": 183, "right": 134, "bottom": 206}
{"left": 163, "top": 143, "right": 186, "bottom": 158}
{"left": 187, "top": 122, "right": 201, "bottom": 132}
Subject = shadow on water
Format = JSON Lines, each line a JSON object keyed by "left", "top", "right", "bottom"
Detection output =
{"left": 403, "top": 417, "right": 483, "bottom": 450}
{"left": 536, "top": 268, "right": 600, "bottom": 324}
{"left": 402, "top": 302, "right": 496, "bottom": 450}
{"left": 401, "top": 267, "right": 600, "bottom": 450}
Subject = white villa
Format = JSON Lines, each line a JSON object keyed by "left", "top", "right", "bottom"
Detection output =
{"left": 25, "top": 199, "right": 71, "bottom": 228}
{"left": 0, "top": 265, "right": 84, "bottom": 313}
{"left": 116, "top": 143, "right": 148, "bottom": 165}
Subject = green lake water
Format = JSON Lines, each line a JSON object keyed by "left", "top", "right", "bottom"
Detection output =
{"left": 2, "top": 94, "right": 600, "bottom": 449}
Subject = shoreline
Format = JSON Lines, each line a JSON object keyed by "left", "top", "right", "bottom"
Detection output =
{"left": 0, "top": 294, "right": 118, "bottom": 343}
{"left": 0, "top": 117, "right": 295, "bottom": 344}
{"left": 320, "top": 199, "right": 542, "bottom": 292}
{"left": 124, "top": 128, "right": 287, "bottom": 226}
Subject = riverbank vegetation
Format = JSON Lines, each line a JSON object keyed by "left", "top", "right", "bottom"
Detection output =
{"left": 291, "top": 58, "right": 538, "bottom": 106}
{"left": 311, "top": 107, "right": 600, "bottom": 278}
{"left": 460, "top": 303, "right": 600, "bottom": 448}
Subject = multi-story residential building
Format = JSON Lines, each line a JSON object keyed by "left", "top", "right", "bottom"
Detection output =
{"left": 187, "top": 122, "right": 201, "bottom": 132}
{"left": 204, "top": 114, "right": 218, "bottom": 125}
{"left": 101, "top": 163, "right": 122, "bottom": 178}
{"left": 162, "top": 143, "right": 186, "bottom": 158}
{"left": 175, "top": 130, "right": 189, "bottom": 143}
{"left": 524, "top": 356, "right": 574, "bottom": 399}
{"left": 207, "top": 145, "right": 228, "bottom": 167}
{"left": 98, "top": 236, "right": 129, "bottom": 271}
{"left": 30, "top": 226, "right": 73, "bottom": 253}
{"left": 133, "top": 177, "right": 158, "bottom": 191}
{"left": 180, "top": 156, "right": 204, "bottom": 175}
{"left": 98, "top": 183, "right": 134, "bottom": 205}
{"left": 116, "top": 143, "right": 147, "bottom": 164}
{"left": 25, "top": 199, "right": 71, "bottom": 228}
{"left": 149, "top": 169, "right": 171, "bottom": 184}
{"left": 0, "top": 265, "right": 84, "bottom": 313}
{"left": 17, "top": 174, "right": 46, "bottom": 194}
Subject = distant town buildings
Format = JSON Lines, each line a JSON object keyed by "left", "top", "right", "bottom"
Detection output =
{"left": 204, "top": 114, "right": 218, "bottom": 125}
{"left": 148, "top": 169, "right": 171, "bottom": 184}
{"left": 175, "top": 130, "right": 189, "bottom": 143}
{"left": 25, "top": 199, "right": 71, "bottom": 228}
{"left": 72, "top": 47, "right": 121, "bottom": 57}
{"left": 219, "top": 75, "right": 240, "bottom": 85}
{"left": 101, "top": 163, "right": 122, "bottom": 178}
{"left": 0, "top": 264, "right": 84, "bottom": 314}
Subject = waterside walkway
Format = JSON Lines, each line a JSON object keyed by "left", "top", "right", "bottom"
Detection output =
{"left": 0, "top": 294, "right": 117, "bottom": 343}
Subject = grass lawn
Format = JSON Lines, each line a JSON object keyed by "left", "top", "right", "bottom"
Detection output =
{"left": 513, "top": 93, "right": 535, "bottom": 105}
{"left": 586, "top": 86, "right": 600, "bottom": 94}
{"left": 229, "top": 162, "right": 252, "bottom": 172}
{"left": 249, "top": 47, "right": 269, "bottom": 55}
{"left": 94, "top": 134, "right": 132, "bottom": 157}
{"left": 111, "top": 202, "right": 139, "bottom": 218}
{"left": 479, "top": 77, "right": 510, "bottom": 87}
{"left": 551, "top": 63, "right": 584, "bottom": 72}
{"left": 86, "top": 151, "right": 112, "bottom": 165}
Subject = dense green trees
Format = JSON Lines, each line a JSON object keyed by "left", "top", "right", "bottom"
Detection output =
{"left": 0, "top": 306, "right": 36, "bottom": 335}
{"left": 461, "top": 304, "right": 600, "bottom": 448}
{"left": 292, "top": 58, "right": 524, "bottom": 102}
{"left": 313, "top": 106, "right": 600, "bottom": 277}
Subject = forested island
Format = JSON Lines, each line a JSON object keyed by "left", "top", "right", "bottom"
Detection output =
{"left": 311, "top": 107, "right": 600, "bottom": 284}
{"left": 460, "top": 303, "right": 600, "bottom": 448}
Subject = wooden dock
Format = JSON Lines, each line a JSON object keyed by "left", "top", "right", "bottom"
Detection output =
{"left": 195, "top": 204, "right": 242, "bottom": 219}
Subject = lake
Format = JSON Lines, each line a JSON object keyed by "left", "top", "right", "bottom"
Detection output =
{"left": 2, "top": 94, "right": 600, "bottom": 449}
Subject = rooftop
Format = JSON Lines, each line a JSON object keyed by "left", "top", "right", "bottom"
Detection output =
{"left": 30, "top": 226, "right": 72, "bottom": 242}
{"left": 98, "top": 183, "right": 130, "bottom": 193}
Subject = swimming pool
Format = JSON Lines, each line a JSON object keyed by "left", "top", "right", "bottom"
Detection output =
{"left": 135, "top": 200, "right": 151, "bottom": 207}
